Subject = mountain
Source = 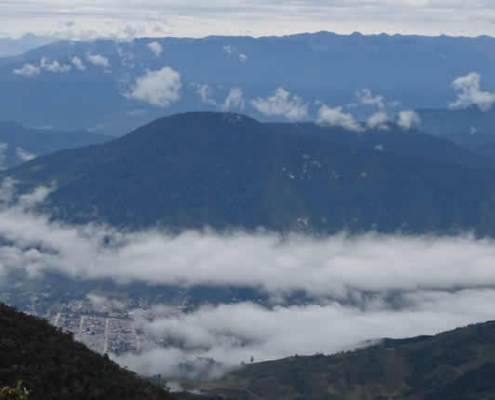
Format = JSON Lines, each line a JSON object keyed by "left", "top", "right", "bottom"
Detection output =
{"left": 419, "top": 108, "right": 495, "bottom": 137}
{"left": 0, "top": 34, "right": 56, "bottom": 57}
{"left": 0, "top": 303, "right": 178, "bottom": 400}
{"left": 193, "top": 321, "right": 495, "bottom": 400}
{"left": 0, "top": 121, "right": 111, "bottom": 169}
{"left": 5, "top": 112, "right": 495, "bottom": 236}
{"left": 1, "top": 32, "right": 495, "bottom": 134}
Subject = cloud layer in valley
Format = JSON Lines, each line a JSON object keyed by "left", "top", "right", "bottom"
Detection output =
{"left": 1, "top": 183, "right": 495, "bottom": 377}
{"left": 116, "top": 289, "right": 495, "bottom": 378}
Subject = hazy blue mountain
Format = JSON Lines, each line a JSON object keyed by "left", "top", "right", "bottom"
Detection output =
{"left": 1, "top": 32, "right": 495, "bottom": 134}
{"left": 0, "top": 34, "right": 56, "bottom": 57}
{"left": 419, "top": 108, "right": 495, "bottom": 136}
{"left": 5, "top": 112, "right": 495, "bottom": 236}
{"left": 0, "top": 121, "right": 111, "bottom": 169}
{"left": 193, "top": 321, "right": 495, "bottom": 400}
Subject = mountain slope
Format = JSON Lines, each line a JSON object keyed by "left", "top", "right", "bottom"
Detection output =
{"left": 0, "top": 303, "right": 175, "bottom": 400}
{"left": 194, "top": 321, "right": 495, "bottom": 400}
{"left": 5, "top": 112, "right": 495, "bottom": 236}
{"left": 0, "top": 121, "right": 111, "bottom": 169}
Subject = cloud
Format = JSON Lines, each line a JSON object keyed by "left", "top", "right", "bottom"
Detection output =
{"left": 222, "top": 88, "right": 245, "bottom": 111}
{"left": 86, "top": 53, "right": 111, "bottom": 69}
{"left": 115, "top": 289, "right": 495, "bottom": 378}
{"left": 87, "top": 293, "right": 126, "bottom": 313}
{"left": 2, "top": 184, "right": 495, "bottom": 377}
{"left": 366, "top": 111, "right": 389, "bottom": 130}
{"left": 251, "top": 88, "right": 308, "bottom": 120}
{"left": 125, "top": 66, "right": 182, "bottom": 107}
{"left": 71, "top": 56, "right": 86, "bottom": 71}
{"left": 13, "top": 58, "right": 72, "bottom": 76}
{"left": 3, "top": 190, "right": 495, "bottom": 298}
{"left": 397, "top": 110, "right": 421, "bottom": 130}
{"left": 238, "top": 53, "right": 248, "bottom": 63}
{"left": 449, "top": 72, "right": 495, "bottom": 112}
{"left": 6, "top": 1, "right": 495, "bottom": 40}
{"left": 13, "top": 63, "right": 41, "bottom": 77}
{"left": 16, "top": 147, "right": 36, "bottom": 162}
{"left": 148, "top": 41, "right": 163, "bottom": 56}
{"left": 192, "top": 83, "right": 217, "bottom": 106}
{"left": 357, "top": 89, "right": 385, "bottom": 109}
{"left": 223, "top": 45, "right": 248, "bottom": 63}
{"left": 40, "top": 57, "right": 71, "bottom": 73}
{"left": 223, "top": 45, "right": 235, "bottom": 55}
{"left": 317, "top": 105, "right": 363, "bottom": 132}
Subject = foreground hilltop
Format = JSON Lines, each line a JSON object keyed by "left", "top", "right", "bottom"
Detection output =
{"left": 0, "top": 304, "right": 223, "bottom": 400}
{"left": 6, "top": 112, "right": 495, "bottom": 235}
{"left": 196, "top": 320, "right": 495, "bottom": 399}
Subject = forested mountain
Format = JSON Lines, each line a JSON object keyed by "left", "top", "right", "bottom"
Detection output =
{"left": 194, "top": 321, "right": 495, "bottom": 400}
{"left": 0, "top": 303, "right": 192, "bottom": 400}
{"left": 0, "top": 121, "right": 111, "bottom": 169}
{"left": 6, "top": 112, "right": 495, "bottom": 236}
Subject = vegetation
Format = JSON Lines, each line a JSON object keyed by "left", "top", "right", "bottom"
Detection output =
{"left": 7, "top": 112, "right": 495, "bottom": 236}
{"left": 0, "top": 382, "right": 29, "bottom": 400}
{"left": 192, "top": 321, "right": 495, "bottom": 399}
{"left": 0, "top": 303, "right": 176, "bottom": 400}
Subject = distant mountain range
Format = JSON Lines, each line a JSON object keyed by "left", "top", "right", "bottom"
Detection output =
{"left": 0, "top": 34, "right": 56, "bottom": 57}
{"left": 6, "top": 112, "right": 495, "bottom": 236}
{"left": 2, "top": 32, "right": 495, "bottom": 135}
{"left": 194, "top": 320, "right": 495, "bottom": 400}
{"left": 0, "top": 121, "right": 111, "bottom": 169}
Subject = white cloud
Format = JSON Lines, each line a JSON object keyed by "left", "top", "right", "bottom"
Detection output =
{"left": 317, "top": 105, "right": 363, "bottom": 132}
{"left": 238, "top": 53, "right": 248, "bottom": 63}
{"left": 5, "top": 2, "right": 495, "bottom": 40}
{"left": 366, "top": 111, "right": 389, "bottom": 130}
{"left": 13, "top": 63, "right": 40, "bottom": 77}
{"left": 397, "top": 110, "right": 421, "bottom": 130}
{"left": 192, "top": 83, "right": 216, "bottom": 106}
{"left": 357, "top": 89, "right": 385, "bottom": 109}
{"left": 223, "top": 45, "right": 235, "bottom": 55}
{"left": 71, "top": 56, "right": 86, "bottom": 71}
{"left": 1, "top": 185, "right": 495, "bottom": 377}
{"left": 222, "top": 88, "right": 245, "bottom": 111}
{"left": 40, "top": 57, "right": 71, "bottom": 73}
{"left": 3, "top": 192, "right": 495, "bottom": 298}
{"left": 126, "top": 66, "right": 182, "bottom": 107}
{"left": 116, "top": 289, "right": 495, "bottom": 377}
{"left": 148, "top": 41, "right": 163, "bottom": 56}
{"left": 251, "top": 88, "right": 308, "bottom": 120}
{"left": 449, "top": 72, "right": 495, "bottom": 112}
{"left": 16, "top": 147, "right": 36, "bottom": 162}
{"left": 86, "top": 53, "right": 111, "bottom": 69}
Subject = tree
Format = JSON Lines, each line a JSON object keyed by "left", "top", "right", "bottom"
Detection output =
{"left": 0, "top": 381, "right": 29, "bottom": 400}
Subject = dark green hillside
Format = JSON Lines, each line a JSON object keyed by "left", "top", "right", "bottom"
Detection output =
{"left": 194, "top": 321, "right": 495, "bottom": 400}
{"left": 6, "top": 112, "right": 495, "bottom": 235}
{"left": 0, "top": 303, "right": 175, "bottom": 400}
{"left": 0, "top": 304, "right": 224, "bottom": 400}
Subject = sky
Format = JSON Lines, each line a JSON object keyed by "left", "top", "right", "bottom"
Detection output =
{"left": 1, "top": 0, "right": 495, "bottom": 39}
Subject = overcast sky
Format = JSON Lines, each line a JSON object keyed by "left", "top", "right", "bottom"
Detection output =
{"left": 1, "top": 0, "right": 495, "bottom": 39}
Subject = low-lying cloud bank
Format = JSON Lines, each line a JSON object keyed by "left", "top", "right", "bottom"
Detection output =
{"left": 116, "top": 289, "right": 495, "bottom": 378}
{"left": 1, "top": 186, "right": 495, "bottom": 298}
{"left": 2, "top": 184, "right": 495, "bottom": 378}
